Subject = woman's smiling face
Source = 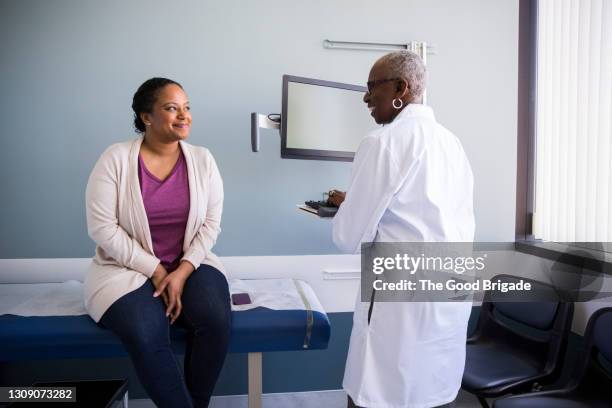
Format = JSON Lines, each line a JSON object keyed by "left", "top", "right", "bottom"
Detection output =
{"left": 142, "top": 84, "right": 192, "bottom": 142}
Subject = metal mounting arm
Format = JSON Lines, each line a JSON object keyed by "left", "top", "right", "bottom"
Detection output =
{"left": 251, "top": 113, "right": 281, "bottom": 152}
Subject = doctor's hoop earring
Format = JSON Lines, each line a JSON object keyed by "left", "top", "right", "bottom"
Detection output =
{"left": 392, "top": 98, "right": 403, "bottom": 110}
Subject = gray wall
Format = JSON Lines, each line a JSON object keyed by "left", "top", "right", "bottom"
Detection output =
{"left": 0, "top": 0, "right": 519, "bottom": 258}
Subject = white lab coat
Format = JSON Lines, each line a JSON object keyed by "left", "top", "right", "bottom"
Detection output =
{"left": 332, "top": 104, "right": 475, "bottom": 408}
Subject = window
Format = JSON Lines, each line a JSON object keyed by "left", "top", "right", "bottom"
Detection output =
{"left": 531, "top": 0, "right": 611, "bottom": 242}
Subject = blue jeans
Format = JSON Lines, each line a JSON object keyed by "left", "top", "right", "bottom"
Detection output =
{"left": 99, "top": 264, "right": 231, "bottom": 408}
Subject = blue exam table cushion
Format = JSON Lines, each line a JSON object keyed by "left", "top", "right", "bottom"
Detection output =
{"left": 0, "top": 307, "right": 330, "bottom": 362}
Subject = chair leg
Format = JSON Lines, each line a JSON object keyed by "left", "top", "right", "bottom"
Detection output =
{"left": 477, "top": 395, "right": 490, "bottom": 408}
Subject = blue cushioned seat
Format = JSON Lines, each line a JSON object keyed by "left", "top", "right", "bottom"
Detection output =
{"left": 464, "top": 343, "right": 541, "bottom": 390}
{"left": 0, "top": 307, "right": 331, "bottom": 362}
{"left": 493, "top": 307, "right": 612, "bottom": 408}
{"left": 462, "top": 275, "right": 574, "bottom": 408}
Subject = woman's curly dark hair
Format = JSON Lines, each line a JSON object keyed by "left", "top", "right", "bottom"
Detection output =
{"left": 131, "top": 77, "right": 182, "bottom": 133}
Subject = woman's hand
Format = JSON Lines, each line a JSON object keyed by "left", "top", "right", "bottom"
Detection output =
{"left": 154, "top": 261, "right": 195, "bottom": 324}
{"left": 151, "top": 264, "right": 170, "bottom": 307}
{"left": 328, "top": 189, "right": 346, "bottom": 207}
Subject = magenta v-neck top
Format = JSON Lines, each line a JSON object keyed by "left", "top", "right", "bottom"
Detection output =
{"left": 138, "top": 150, "right": 190, "bottom": 271}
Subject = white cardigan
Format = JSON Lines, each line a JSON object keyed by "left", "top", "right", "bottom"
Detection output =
{"left": 84, "top": 136, "right": 225, "bottom": 322}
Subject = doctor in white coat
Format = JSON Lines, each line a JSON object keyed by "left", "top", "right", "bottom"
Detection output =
{"left": 330, "top": 51, "right": 475, "bottom": 408}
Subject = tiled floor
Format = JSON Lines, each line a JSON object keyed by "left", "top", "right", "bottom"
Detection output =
{"left": 128, "top": 389, "right": 483, "bottom": 408}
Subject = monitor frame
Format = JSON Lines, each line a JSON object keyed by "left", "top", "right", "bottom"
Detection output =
{"left": 281, "top": 74, "right": 368, "bottom": 162}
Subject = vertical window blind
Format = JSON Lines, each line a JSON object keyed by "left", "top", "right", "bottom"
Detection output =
{"left": 533, "top": 0, "right": 612, "bottom": 242}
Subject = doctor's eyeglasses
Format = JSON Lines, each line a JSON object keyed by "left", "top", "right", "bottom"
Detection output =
{"left": 366, "top": 77, "right": 401, "bottom": 94}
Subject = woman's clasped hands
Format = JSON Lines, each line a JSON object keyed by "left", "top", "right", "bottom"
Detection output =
{"left": 151, "top": 261, "right": 194, "bottom": 324}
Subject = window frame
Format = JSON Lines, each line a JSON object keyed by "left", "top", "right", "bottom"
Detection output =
{"left": 516, "top": 0, "right": 538, "bottom": 242}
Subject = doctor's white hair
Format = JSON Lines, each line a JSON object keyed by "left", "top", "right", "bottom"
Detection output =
{"left": 377, "top": 50, "right": 426, "bottom": 101}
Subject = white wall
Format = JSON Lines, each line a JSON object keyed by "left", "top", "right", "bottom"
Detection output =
{"left": 0, "top": 0, "right": 519, "bottom": 259}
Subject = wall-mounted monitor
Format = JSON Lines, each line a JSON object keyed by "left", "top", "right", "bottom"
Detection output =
{"left": 281, "top": 75, "right": 378, "bottom": 162}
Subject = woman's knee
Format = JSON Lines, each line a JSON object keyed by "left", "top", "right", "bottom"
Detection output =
{"left": 209, "top": 303, "right": 232, "bottom": 333}
{"left": 197, "top": 264, "right": 229, "bottom": 292}
{"left": 192, "top": 264, "right": 229, "bottom": 290}
{"left": 183, "top": 266, "right": 230, "bottom": 308}
{"left": 109, "top": 314, "right": 170, "bottom": 353}
{"left": 123, "top": 313, "right": 172, "bottom": 351}
{"left": 179, "top": 265, "right": 231, "bottom": 332}
{"left": 101, "top": 284, "right": 170, "bottom": 351}
{"left": 183, "top": 302, "right": 231, "bottom": 336}
{"left": 184, "top": 296, "right": 231, "bottom": 335}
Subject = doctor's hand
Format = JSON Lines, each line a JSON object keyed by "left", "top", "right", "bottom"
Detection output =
{"left": 151, "top": 264, "right": 170, "bottom": 307}
{"left": 328, "top": 190, "right": 346, "bottom": 207}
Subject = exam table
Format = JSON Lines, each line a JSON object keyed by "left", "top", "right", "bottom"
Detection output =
{"left": 0, "top": 272, "right": 331, "bottom": 408}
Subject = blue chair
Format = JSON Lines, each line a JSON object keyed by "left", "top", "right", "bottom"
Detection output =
{"left": 493, "top": 307, "right": 612, "bottom": 408}
{"left": 462, "top": 275, "right": 574, "bottom": 408}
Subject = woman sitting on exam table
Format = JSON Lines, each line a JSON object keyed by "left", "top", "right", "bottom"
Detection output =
{"left": 330, "top": 51, "right": 475, "bottom": 408}
{"left": 84, "top": 77, "right": 230, "bottom": 408}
